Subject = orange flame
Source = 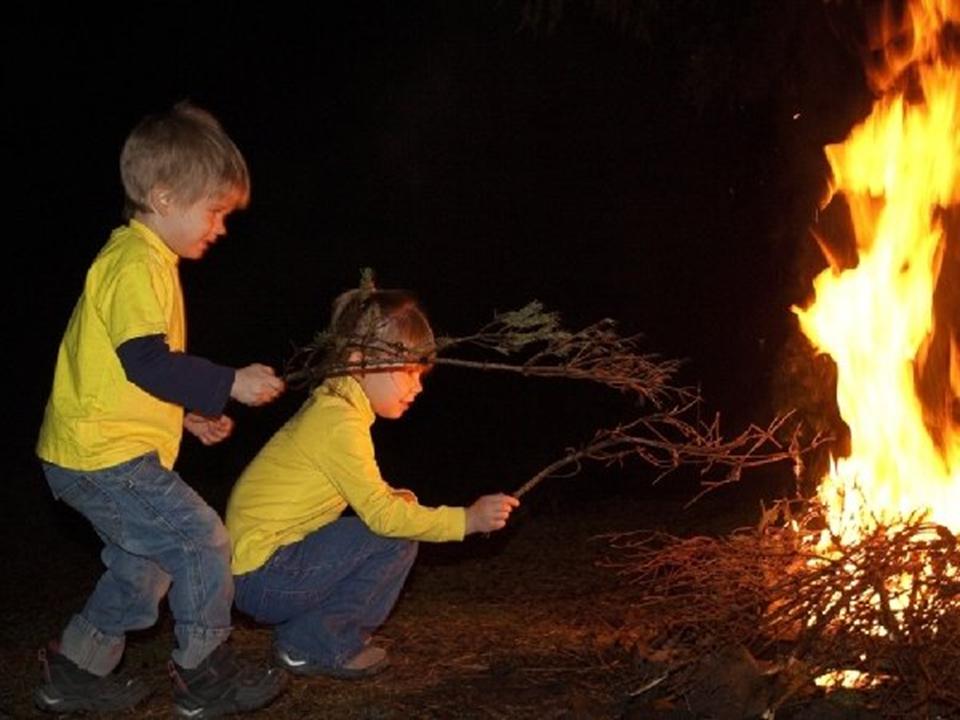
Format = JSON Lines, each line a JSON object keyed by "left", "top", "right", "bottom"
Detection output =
{"left": 794, "top": 0, "right": 960, "bottom": 543}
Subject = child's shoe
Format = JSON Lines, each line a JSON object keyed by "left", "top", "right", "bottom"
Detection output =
{"left": 33, "top": 643, "right": 152, "bottom": 713}
{"left": 275, "top": 644, "right": 389, "bottom": 679}
{"left": 168, "top": 643, "right": 284, "bottom": 719}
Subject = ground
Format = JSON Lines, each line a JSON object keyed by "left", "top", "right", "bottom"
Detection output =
{"left": 0, "top": 463, "right": 762, "bottom": 719}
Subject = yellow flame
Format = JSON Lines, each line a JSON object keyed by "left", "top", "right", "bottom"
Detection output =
{"left": 794, "top": 0, "right": 960, "bottom": 543}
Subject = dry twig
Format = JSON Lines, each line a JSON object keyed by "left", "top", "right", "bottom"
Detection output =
{"left": 602, "top": 497, "right": 960, "bottom": 716}
{"left": 513, "top": 408, "right": 811, "bottom": 500}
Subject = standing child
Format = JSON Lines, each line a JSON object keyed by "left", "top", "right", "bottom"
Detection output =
{"left": 226, "top": 284, "right": 520, "bottom": 678}
{"left": 35, "top": 101, "right": 286, "bottom": 718}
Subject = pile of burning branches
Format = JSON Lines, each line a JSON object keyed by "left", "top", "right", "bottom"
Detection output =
{"left": 603, "top": 497, "right": 960, "bottom": 717}
{"left": 284, "top": 288, "right": 810, "bottom": 498}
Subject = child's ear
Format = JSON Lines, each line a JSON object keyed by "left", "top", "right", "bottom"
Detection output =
{"left": 147, "top": 185, "right": 174, "bottom": 215}
{"left": 346, "top": 349, "right": 369, "bottom": 376}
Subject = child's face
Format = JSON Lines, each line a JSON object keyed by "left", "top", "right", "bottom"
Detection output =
{"left": 357, "top": 366, "right": 425, "bottom": 419}
{"left": 154, "top": 192, "right": 238, "bottom": 260}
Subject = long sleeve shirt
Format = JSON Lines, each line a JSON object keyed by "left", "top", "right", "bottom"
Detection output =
{"left": 226, "top": 375, "right": 466, "bottom": 575}
{"left": 117, "top": 334, "right": 233, "bottom": 417}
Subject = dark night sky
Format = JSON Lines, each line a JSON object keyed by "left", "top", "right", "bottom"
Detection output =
{"left": 6, "top": 2, "right": 873, "bottom": 513}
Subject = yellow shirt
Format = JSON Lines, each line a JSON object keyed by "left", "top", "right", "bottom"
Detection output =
{"left": 227, "top": 375, "right": 466, "bottom": 575}
{"left": 37, "top": 220, "right": 186, "bottom": 470}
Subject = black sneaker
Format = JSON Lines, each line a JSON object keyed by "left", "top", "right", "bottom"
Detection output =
{"left": 33, "top": 644, "right": 152, "bottom": 714}
{"left": 169, "top": 643, "right": 284, "bottom": 719}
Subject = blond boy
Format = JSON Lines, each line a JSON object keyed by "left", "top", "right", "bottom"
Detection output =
{"left": 35, "top": 102, "right": 284, "bottom": 718}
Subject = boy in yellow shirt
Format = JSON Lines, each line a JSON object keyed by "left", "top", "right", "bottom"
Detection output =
{"left": 227, "top": 285, "right": 519, "bottom": 678}
{"left": 35, "top": 102, "right": 285, "bottom": 718}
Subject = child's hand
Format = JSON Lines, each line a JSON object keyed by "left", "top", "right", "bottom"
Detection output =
{"left": 184, "top": 412, "right": 235, "bottom": 445}
{"left": 231, "top": 364, "right": 285, "bottom": 406}
{"left": 465, "top": 494, "right": 520, "bottom": 535}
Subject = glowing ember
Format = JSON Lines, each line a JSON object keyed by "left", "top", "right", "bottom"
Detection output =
{"left": 794, "top": 0, "right": 960, "bottom": 543}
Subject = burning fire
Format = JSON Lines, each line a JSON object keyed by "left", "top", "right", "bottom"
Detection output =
{"left": 792, "top": 1, "right": 960, "bottom": 688}
{"left": 794, "top": 0, "right": 960, "bottom": 544}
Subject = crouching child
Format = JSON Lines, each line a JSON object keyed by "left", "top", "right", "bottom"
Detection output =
{"left": 226, "top": 283, "right": 519, "bottom": 677}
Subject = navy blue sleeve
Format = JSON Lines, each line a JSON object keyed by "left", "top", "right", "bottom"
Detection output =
{"left": 116, "top": 335, "right": 235, "bottom": 417}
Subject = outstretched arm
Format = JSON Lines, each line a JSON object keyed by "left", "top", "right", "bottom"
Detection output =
{"left": 117, "top": 334, "right": 284, "bottom": 412}
{"left": 117, "top": 334, "right": 234, "bottom": 415}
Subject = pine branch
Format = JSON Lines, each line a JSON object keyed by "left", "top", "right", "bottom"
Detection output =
{"left": 285, "top": 298, "right": 820, "bottom": 500}
{"left": 284, "top": 301, "right": 681, "bottom": 404}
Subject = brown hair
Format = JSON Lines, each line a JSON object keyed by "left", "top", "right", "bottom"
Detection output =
{"left": 328, "top": 287, "right": 435, "bottom": 368}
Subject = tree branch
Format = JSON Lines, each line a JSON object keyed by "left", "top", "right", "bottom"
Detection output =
{"left": 285, "top": 298, "right": 819, "bottom": 501}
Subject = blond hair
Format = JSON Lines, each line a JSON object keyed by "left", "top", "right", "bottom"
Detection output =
{"left": 120, "top": 101, "right": 250, "bottom": 218}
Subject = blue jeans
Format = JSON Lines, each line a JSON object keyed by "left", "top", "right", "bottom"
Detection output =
{"left": 235, "top": 517, "right": 417, "bottom": 667}
{"left": 43, "top": 453, "right": 233, "bottom": 675}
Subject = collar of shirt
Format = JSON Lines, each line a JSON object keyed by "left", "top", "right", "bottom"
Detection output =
{"left": 324, "top": 374, "right": 375, "bottom": 425}
{"left": 129, "top": 219, "right": 180, "bottom": 266}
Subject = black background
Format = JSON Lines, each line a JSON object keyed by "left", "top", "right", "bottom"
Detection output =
{"left": 5, "top": 1, "right": 874, "bottom": 519}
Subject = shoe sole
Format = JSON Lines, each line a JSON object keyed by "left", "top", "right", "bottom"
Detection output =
{"left": 34, "top": 684, "right": 153, "bottom": 713}
{"left": 276, "top": 656, "right": 390, "bottom": 679}
{"left": 175, "top": 693, "right": 282, "bottom": 719}
{"left": 173, "top": 675, "right": 284, "bottom": 719}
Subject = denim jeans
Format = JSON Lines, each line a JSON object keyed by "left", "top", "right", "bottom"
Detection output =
{"left": 234, "top": 517, "right": 417, "bottom": 667}
{"left": 43, "top": 453, "right": 233, "bottom": 675}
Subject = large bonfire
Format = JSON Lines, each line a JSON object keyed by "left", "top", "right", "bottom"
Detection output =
{"left": 795, "top": 0, "right": 960, "bottom": 545}
{"left": 611, "top": 2, "right": 960, "bottom": 717}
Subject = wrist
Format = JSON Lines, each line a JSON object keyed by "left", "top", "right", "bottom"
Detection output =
{"left": 464, "top": 507, "right": 477, "bottom": 535}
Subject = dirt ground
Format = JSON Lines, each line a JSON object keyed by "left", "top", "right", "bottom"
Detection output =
{"left": 1, "top": 462, "right": 763, "bottom": 720}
